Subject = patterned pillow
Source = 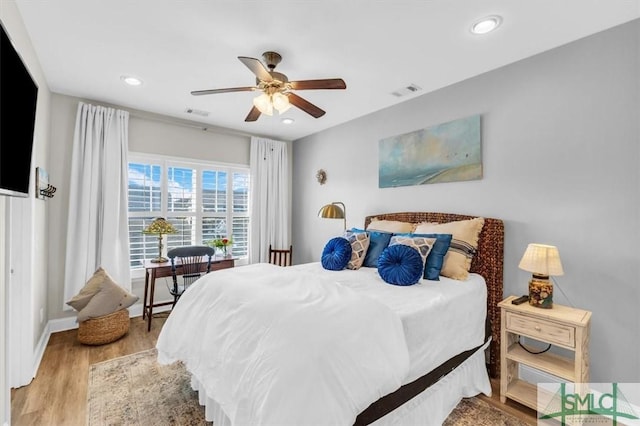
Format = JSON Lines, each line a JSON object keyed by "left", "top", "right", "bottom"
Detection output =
{"left": 414, "top": 217, "right": 485, "bottom": 280}
{"left": 388, "top": 235, "right": 436, "bottom": 270}
{"left": 394, "top": 233, "right": 453, "bottom": 280}
{"left": 321, "top": 237, "right": 352, "bottom": 271}
{"left": 350, "top": 228, "right": 393, "bottom": 268}
{"left": 377, "top": 244, "right": 424, "bottom": 286}
{"left": 343, "top": 230, "right": 370, "bottom": 270}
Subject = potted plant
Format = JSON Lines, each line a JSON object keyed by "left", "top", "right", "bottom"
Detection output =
{"left": 209, "top": 236, "right": 233, "bottom": 257}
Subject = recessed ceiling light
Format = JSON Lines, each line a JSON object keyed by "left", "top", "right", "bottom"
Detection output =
{"left": 120, "top": 75, "right": 143, "bottom": 86}
{"left": 281, "top": 118, "right": 295, "bottom": 125}
{"left": 470, "top": 15, "right": 502, "bottom": 35}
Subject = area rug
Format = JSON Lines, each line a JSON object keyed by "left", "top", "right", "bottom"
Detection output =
{"left": 88, "top": 348, "right": 530, "bottom": 425}
{"left": 87, "top": 348, "right": 209, "bottom": 425}
{"left": 443, "top": 397, "right": 530, "bottom": 425}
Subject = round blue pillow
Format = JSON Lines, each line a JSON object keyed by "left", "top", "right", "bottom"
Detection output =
{"left": 321, "top": 237, "right": 352, "bottom": 270}
{"left": 377, "top": 244, "right": 424, "bottom": 286}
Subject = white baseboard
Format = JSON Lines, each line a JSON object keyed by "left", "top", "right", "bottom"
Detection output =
{"left": 32, "top": 302, "right": 172, "bottom": 380}
{"left": 47, "top": 302, "right": 172, "bottom": 333}
{"left": 30, "top": 322, "right": 51, "bottom": 380}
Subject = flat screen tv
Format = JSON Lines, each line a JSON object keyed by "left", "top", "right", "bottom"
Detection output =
{"left": 0, "top": 20, "right": 39, "bottom": 197}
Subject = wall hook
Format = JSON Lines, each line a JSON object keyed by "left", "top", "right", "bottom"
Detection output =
{"left": 35, "top": 167, "right": 56, "bottom": 199}
{"left": 40, "top": 184, "right": 56, "bottom": 198}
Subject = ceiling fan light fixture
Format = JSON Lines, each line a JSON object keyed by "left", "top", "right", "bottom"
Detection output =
{"left": 253, "top": 93, "right": 273, "bottom": 115}
{"left": 193, "top": 51, "right": 346, "bottom": 122}
{"left": 272, "top": 92, "right": 292, "bottom": 113}
{"left": 470, "top": 15, "right": 502, "bottom": 35}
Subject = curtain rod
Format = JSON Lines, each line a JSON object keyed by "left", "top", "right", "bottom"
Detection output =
{"left": 72, "top": 96, "right": 261, "bottom": 139}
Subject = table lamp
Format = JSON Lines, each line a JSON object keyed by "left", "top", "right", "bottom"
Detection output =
{"left": 318, "top": 201, "right": 346, "bottom": 230}
{"left": 143, "top": 217, "right": 178, "bottom": 263}
{"left": 518, "top": 243, "right": 564, "bottom": 309}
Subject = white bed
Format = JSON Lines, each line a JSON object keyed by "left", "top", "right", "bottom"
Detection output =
{"left": 291, "top": 262, "right": 488, "bottom": 384}
{"left": 156, "top": 212, "right": 504, "bottom": 425}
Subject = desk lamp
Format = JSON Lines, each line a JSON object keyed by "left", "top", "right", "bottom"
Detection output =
{"left": 143, "top": 217, "right": 178, "bottom": 263}
{"left": 518, "top": 243, "right": 564, "bottom": 309}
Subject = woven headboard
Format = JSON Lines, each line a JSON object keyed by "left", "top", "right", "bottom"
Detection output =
{"left": 364, "top": 212, "right": 504, "bottom": 378}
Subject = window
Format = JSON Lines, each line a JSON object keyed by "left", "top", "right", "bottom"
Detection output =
{"left": 127, "top": 153, "right": 250, "bottom": 270}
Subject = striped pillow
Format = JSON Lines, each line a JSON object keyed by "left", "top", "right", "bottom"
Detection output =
{"left": 414, "top": 217, "right": 485, "bottom": 280}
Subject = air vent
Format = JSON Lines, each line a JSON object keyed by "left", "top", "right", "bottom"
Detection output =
{"left": 185, "top": 108, "right": 210, "bottom": 117}
{"left": 391, "top": 83, "right": 422, "bottom": 97}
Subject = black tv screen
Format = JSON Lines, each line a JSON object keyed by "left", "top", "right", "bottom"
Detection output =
{"left": 0, "top": 21, "right": 39, "bottom": 197}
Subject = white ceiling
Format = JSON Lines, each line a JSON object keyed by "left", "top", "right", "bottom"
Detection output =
{"left": 15, "top": 1, "right": 640, "bottom": 141}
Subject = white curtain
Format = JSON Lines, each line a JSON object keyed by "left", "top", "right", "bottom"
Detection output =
{"left": 63, "top": 102, "right": 131, "bottom": 307}
{"left": 250, "top": 137, "right": 290, "bottom": 263}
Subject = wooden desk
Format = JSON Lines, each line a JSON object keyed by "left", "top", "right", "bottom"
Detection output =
{"left": 143, "top": 257, "right": 235, "bottom": 331}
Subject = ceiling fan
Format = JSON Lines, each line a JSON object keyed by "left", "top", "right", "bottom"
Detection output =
{"left": 191, "top": 51, "right": 346, "bottom": 122}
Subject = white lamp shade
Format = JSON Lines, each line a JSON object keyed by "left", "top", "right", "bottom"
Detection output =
{"left": 272, "top": 92, "right": 291, "bottom": 113}
{"left": 253, "top": 93, "right": 273, "bottom": 115}
{"left": 518, "top": 243, "right": 564, "bottom": 276}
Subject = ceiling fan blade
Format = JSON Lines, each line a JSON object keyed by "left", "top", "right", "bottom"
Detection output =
{"left": 289, "top": 79, "right": 346, "bottom": 90}
{"left": 191, "top": 86, "right": 256, "bottom": 96}
{"left": 287, "top": 93, "right": 326, "bottom": 118}
{"left": 238, "top": 56, "right": 273, "bottom": 82}
{"left": 245, "top": 106, "right": 261, "bottom": 122}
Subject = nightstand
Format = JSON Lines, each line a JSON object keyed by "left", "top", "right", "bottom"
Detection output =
{"left": 498, "top": 295, "right": 591, "bottom": 411}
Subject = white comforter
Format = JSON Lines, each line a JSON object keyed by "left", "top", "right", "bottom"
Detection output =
{"left": 156, "top": 263, "right": 410, "bottom": 426}
{"left": 291, "top": 263, "right": 487, "bottom": 382}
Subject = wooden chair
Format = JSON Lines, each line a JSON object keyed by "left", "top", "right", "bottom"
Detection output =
{"left": 167, "top": 245, "right": 216, "bottom": 307}
{"left": 268, "top": 244, "right": 293, "bottom": 267}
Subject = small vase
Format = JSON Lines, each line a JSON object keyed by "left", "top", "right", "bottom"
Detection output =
{"left": 222, "top": 246, "right": 228, "bottom": 257}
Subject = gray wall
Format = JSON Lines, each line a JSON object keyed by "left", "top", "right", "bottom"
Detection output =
{"left": 292, "top": 20, "right": 640, "bottom": 382}
{"left": 47, "top": 94, "right": 252, "bottom": 320}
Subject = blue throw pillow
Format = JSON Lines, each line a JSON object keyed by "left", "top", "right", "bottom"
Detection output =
{"left": 377, "top": 244, "right": 424, "bottom": 286}
{"left": 351, "top": 228, "right": 393, "bottom": 268}
{"left": 394, "top": 233, "right": 453, "bottom": 280}
{"left": 321, "top": 237, "right": 352, "bottom": 271}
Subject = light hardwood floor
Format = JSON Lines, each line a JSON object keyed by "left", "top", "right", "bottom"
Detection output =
{"left": 11, "top": 315, "right": 167, "bottom": 425}
{"left": 11, "top": 315, "right": 537, "bottom": 425}
{"left": 479, "top": 379, "right": 538, "bottom": 425}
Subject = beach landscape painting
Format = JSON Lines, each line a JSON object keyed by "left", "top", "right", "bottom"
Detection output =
{"left": 378, "top": 114, "right": 482, "bottom": 188}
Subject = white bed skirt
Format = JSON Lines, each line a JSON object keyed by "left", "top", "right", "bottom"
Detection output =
{"left": 192, "top": 340, "right": 492, "bottom": 426}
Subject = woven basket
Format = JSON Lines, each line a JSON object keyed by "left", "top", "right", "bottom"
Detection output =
{"left": 78, "top": 309, "right": 130, "bottom": 345}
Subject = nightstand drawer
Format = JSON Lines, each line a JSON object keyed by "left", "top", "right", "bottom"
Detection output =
{"left": 506, "top": 311, "right": 575, "bottom": 348}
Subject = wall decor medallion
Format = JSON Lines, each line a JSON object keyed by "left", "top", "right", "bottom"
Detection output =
{"left": 316, "top": 169, "right": 327, "bottom": 185}
{"left": 378, "top": 114, "right": 482, "bottom": 188}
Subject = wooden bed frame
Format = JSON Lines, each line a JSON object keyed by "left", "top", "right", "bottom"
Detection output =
{"left": 363, "top": 212, "right": 504, "bottom": 379}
